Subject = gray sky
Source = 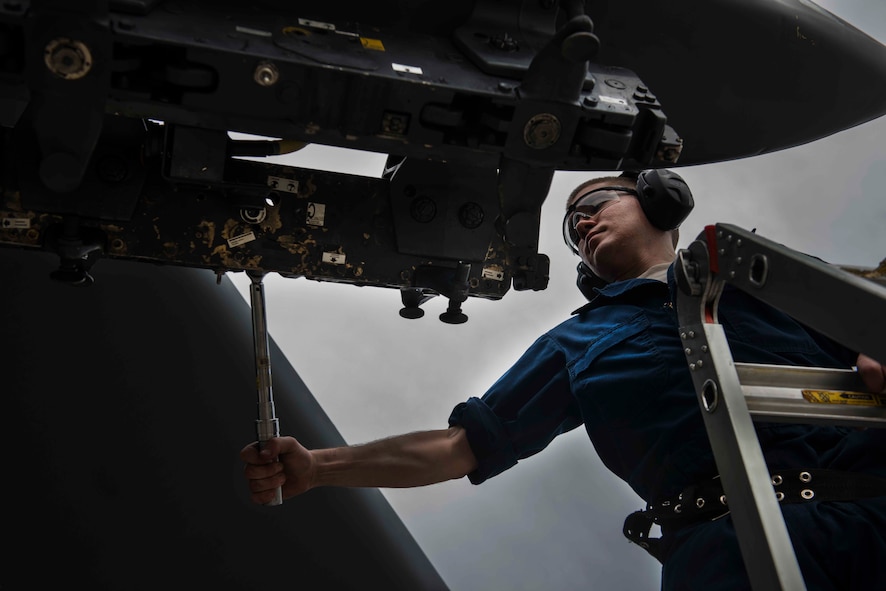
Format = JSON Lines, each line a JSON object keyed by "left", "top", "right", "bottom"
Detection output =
{"left": 230, "top": 2, "right": 886, "bottom": 588}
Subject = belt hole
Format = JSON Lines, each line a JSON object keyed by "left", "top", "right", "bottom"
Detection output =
{"left": 800, "top": 471, "right": 812, "bottom": 483}
{"left": 772, "top": 475, "right": 783, "bottom": 486}
{"left": 801, "top": 489, "right": 815, "bottom": 500}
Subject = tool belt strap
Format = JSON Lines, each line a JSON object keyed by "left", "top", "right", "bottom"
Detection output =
{"left": 622, "top": 469, "right": 886, "bottom": 563}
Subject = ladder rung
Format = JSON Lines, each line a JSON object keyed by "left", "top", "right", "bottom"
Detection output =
{"left": 734, "top": 363, "right": 886, "bottom": 428}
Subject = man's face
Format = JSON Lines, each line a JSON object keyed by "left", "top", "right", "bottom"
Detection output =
{"left": 567, "top": 182, "right": 662, "bottom": 282}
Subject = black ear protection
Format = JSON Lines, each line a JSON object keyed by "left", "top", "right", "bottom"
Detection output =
{"left": 622, "top": 168, "right": 694, "bottom": 231}
{"left": 573, "top": 169, "right": 694, "bottom": 301}
{"left": 576, "top": 261, "right": 607, "bottom": 301}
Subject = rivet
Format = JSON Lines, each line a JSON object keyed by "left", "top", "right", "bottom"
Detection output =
{"left": 684, "top": 348, "right": 692, "bottom": 355}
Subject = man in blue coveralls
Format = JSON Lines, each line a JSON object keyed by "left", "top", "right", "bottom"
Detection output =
{"left": 242, "top": 170, "right": 886, "bottom": 589}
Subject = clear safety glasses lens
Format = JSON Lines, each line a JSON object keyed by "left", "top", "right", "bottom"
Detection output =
{"left": 562, "top": 190, "right": 624, "bottom": 252}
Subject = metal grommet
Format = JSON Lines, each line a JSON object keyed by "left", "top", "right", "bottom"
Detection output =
{"left": 674, "top": 504, "right": 682, "bottom": 513}
{"left": 678, "top": 493, "right": 684, "bottom": 501}
{"left": 775, "top": 492, "right": 785, "bottom": 502}
{"left": 696, "top": 498, "right": 705, "bottom": 509}
{"left": 801, "top": 489, "right": 815, "bottom": 500}
{"left": 640, "top": 542, "right": 650, "bottom": 549}
{"left": 661, "top": 500, "right": 671, "bottom": 507}
{"left": 719, "top": 495, "right": 728, "bottom": 506}
{"left": 799, "top": 471, "right": 812, "bottom": 483}
{"left": 771, "top": 475, "right": 783, "bottom": 486}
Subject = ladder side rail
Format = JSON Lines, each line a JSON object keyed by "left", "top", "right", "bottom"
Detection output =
{"left": 675, "top": 239, "right": 807, "bottom": 591}
{"left": 713, "top": 223, "right": 886, "bottom": 364}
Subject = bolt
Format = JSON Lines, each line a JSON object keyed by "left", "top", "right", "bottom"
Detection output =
{"left": 254, "top": 61, "right": 279, "bottom": 86}
{"left": 489, "top": 32, "right": 518, "bottom": 52}
{"left": 458, "top": 202, "right": 485, "bottom": 229}
{"left": 523, "top": 113, "right": 561, "bottom": 149}
{"left": 96, "top": 155, "right": 127, "bottom": 183}
{"left": 410, "top": 197, "right": 437, "bottom": 223}
{"left": 44, "top": 38, "right": 92, "bottom": 80}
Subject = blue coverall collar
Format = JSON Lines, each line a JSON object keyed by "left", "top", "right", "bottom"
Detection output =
{"left": 572, "top": 262, "right": 675, "bottom": 315}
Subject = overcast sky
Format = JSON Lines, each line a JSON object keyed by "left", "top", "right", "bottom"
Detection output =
{"left": 230, "top": 2, "right": 886, "bottom": 589}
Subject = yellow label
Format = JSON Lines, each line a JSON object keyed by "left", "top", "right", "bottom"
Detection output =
{"left": 802, "top": 389, "right": 886, "bottom": 406}
{"left": 360, "top": 37, "right": 385, "bottom": 51}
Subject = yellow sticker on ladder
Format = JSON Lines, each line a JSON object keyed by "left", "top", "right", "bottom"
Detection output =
{"left": 360, "top": 37, "right": 385, "bottom": 51}
{"left": 802, "top": 390, "right": 886, "bottom": 406}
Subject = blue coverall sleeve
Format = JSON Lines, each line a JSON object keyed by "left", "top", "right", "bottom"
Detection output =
{"left": 449, "top": 334, "right": 582, "bottom": 484}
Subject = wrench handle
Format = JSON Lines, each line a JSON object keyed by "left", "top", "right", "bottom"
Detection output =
{"left": 249, "top": 272, "right": 283, "bottom": 506}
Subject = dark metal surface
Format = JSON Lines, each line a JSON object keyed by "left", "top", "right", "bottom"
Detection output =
{"left": 2, "top": 0, "right": 885, "bottom": 310}
{"left": 0, "top": 247, "right": 449, "bottom": 590}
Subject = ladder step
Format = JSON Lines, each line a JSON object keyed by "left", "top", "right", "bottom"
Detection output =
{"left": 735, "top": 363, "right": 886, "bottom": 428}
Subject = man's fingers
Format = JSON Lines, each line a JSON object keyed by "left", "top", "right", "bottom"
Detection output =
{"left": 247, "top": 469, "right": 286, "bottom": 494}
{"left": 240, "top": 436, "right": 290, "bottom": 463}
{"left": 857, "top": 354, "right": 886, "bottom": 394}
{"left": 244, "top": 459, "right": 284, "bottom": 481}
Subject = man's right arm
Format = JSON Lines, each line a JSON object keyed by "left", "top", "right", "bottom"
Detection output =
{"left": 240, "top": 427, "right": 478, "bottom": 505}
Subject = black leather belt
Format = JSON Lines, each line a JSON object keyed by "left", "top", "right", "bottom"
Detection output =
{"left": 623, "top": 469, "right": 886, "bottom": 562}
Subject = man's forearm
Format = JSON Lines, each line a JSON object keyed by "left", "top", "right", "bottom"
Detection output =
{"left": 311, "top": 427, "right": 478, "bottom": 489}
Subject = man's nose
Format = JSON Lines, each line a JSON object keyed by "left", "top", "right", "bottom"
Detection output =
{"left": 574, "top": 213, "right": 596, "bottom": 238}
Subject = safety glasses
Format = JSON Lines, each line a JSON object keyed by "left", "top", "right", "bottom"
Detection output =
{"left": 562, "top": 186, "right": 638, "bottom": 253}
